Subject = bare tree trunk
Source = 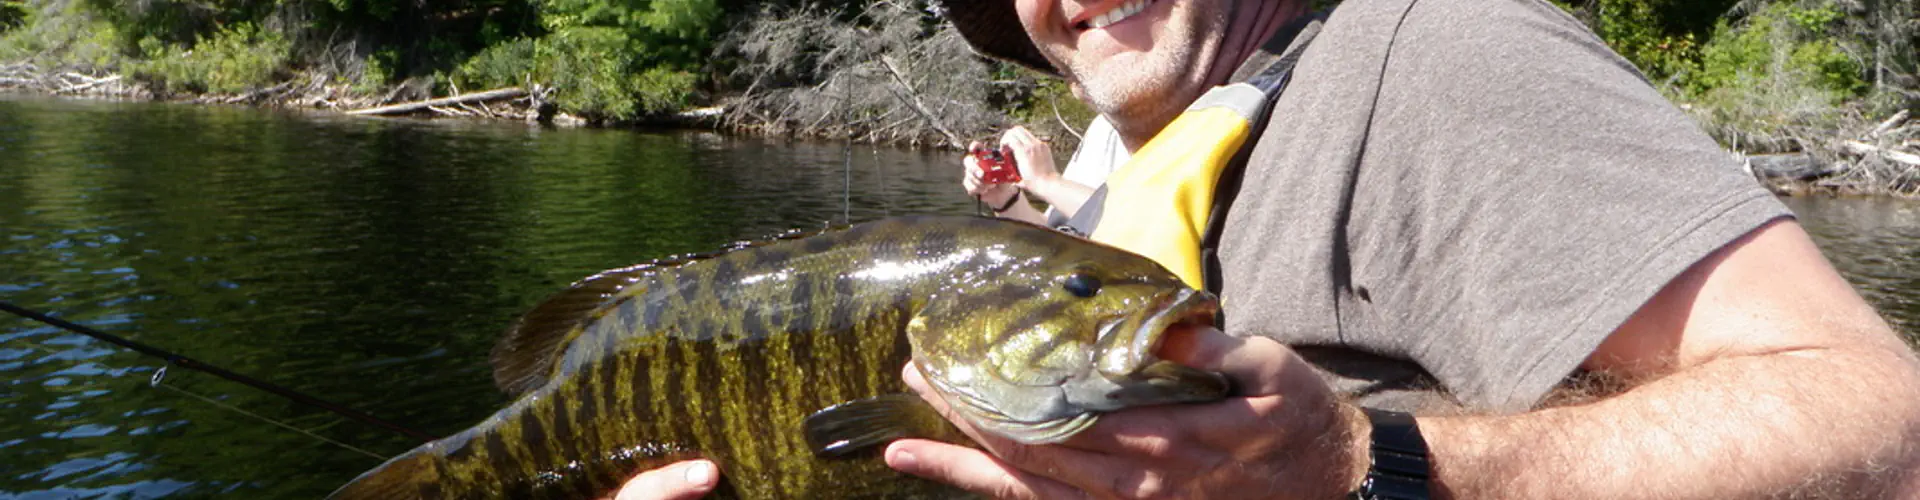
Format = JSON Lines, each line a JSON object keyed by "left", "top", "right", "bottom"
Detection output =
{"left": 346, "top": 88, "right": 528, "bottom": 116}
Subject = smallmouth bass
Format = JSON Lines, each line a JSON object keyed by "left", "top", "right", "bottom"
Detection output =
{"left": 329, "top": 215, "right": 1229, "bottom": 499}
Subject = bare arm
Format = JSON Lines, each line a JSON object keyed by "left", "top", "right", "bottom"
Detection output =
{"left": 1020, "top": 172, "right": 1096, "bottom": 220}
{"left": 1424, "top": 219, "right": 1920, "bottom": 498}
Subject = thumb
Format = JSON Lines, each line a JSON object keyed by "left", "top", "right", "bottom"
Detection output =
{"left": 610, "top": 460, "right": 719, "bottom": 500}
{"left": 1155, "top": 325, "right": 1309, "bottom": 396}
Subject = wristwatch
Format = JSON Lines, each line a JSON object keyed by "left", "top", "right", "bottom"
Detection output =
{"left": 1349, "top": 407, "right": 1432, "bottom": 500}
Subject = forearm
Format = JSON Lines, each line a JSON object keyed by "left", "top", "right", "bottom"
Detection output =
{"left": 992, "top": 193, "right": 1049, "bottom": 226}
{"left": 1022, "top": 176, "right": 1095, "bottom": 219}
{"left": 1422, "top": 343, "right": 1920, "bottom": 499}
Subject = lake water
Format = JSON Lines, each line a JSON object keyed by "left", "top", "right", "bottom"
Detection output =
{"left": 2, "top": 95, "right": 1917, "bottom": 498}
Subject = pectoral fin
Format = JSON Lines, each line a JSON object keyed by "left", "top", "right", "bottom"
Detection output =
{"left": 803, "top": 393, "right": 960, "bottom": 458}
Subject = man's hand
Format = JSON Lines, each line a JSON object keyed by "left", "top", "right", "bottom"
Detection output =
{"left": 883, "top": 326, "right": 1371, "bottom": 499}
{"left": 603, "top": 460, "right": 718, "bottom": 500}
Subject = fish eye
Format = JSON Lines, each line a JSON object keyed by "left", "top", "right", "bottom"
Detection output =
{"left": 1063, "top": 273, "right": 1101, "bottom": 298}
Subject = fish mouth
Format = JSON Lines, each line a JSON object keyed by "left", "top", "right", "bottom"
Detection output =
{"left": 1094, "top": 288, "right": 1221, "bottom": 378}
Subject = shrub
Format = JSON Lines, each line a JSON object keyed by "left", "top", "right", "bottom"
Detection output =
{"left": 133, "top": 22, "right": 291, "bottom": 94}
{"left": 1, "top": 1, "right": 26, "bottom": 31}
{"left": 0, "top": 0, "right": 128, "bottom": 69}
{"left": 452, "top": 28, "right": 696, "bottom": 121}
{"left": 1679, "top": 2, "right": 1873, "bottom": 150}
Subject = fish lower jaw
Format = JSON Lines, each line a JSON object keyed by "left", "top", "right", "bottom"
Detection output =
{"left": 980, "top": 412, "right": 1102, "bottom": 445}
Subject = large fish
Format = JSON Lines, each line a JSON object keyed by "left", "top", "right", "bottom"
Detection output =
{"left": 329, "top": 215, "right": 1229, "bottom": 499}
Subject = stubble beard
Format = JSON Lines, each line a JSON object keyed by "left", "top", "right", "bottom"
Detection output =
{"left": 1058, "top": 1, "right": 1230, "bottom": 144}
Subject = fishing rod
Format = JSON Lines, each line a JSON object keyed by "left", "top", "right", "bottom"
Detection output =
{"left": 0, "top": 300, "right": 437, "bottom": 443}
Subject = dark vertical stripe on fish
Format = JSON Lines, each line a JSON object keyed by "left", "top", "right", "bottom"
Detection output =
{"left": 995, "top": 295, "right": 1070, "bottom": 348}
{"left": 521, "top": 404, "right": 552, "bottom": 467}
{"left": 709, "top": 257, "right": 741, "bottom": 289}
{"left": 482, "top": 430, "right": 516, "bottom": 483}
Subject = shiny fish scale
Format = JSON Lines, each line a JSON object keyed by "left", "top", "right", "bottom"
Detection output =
{"left": 328, "top": 215, "right": 1224, "bottom": 499}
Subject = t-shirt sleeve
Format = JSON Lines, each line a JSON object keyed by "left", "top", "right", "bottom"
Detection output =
{"left": 1346, "top": 0, "right": 1790, "bottom": 411}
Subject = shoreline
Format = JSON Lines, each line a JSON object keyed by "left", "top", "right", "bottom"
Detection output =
{"left": 5, "top": 64, "right": 1915, "bottom": 200}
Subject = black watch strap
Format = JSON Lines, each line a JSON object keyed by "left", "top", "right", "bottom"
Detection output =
{"left": 991, "top": 191, "right": 1024, "bottom": 212}
{"left": 1349, "top": 408, "right": 1431, "bottom": 500}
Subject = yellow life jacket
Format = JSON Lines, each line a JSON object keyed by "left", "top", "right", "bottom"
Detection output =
{"left": 1088, "top": 84, "right": 1271, "bottom": 289}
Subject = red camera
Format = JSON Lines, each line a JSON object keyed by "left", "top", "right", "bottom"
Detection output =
{"left": 971, "top": 147, "right": 1022, "bottom": 184}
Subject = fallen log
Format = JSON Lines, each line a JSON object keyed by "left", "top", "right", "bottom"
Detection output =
{"left": 346, "top": 87, "right": 527, "bottom": 116}
{"left": 1840, "top": 140, "right": 1920, "bottom": 168}
{"left": 58, "top": 74, "right": 121, "bottom": 94}
{"left": 1746, "top": 153, "right": 1838, "bottom": 181}
{"left": 1871, "top": 110, "right": 1910, "bottom": 138}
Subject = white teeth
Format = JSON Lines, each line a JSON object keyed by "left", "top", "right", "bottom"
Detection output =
{"left": 1086, "top": 0, "right": 1151, "bottom": 29}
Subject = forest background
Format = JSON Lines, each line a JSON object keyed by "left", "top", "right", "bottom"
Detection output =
{"left": 0, "top": 0, "right": 1915, "bottom": 192}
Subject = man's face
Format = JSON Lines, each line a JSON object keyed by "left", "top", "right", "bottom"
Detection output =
{"left": 1014, "top": 0, "right": 1231, "bottom": 140}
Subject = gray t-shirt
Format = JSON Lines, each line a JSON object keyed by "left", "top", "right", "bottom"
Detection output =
{"left": 1217, "top": 0, "right": 1789, "bottom": 413}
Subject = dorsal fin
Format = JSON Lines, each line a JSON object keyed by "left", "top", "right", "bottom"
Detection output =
{"left": 487, "top": 223, "right": 850, "bottom": 395}
{"left": 489, "top": 263, "right": 661, "bottom": 395}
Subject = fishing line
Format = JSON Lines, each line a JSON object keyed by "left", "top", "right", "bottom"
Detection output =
{"left": 0, "top": 300, "right": 437, "bottom": 443}
{"left": 148, "top": 365, "right": 391, "bottom": 461}
{"left": 844, "top": 137, "right": 854, "bottom": 225}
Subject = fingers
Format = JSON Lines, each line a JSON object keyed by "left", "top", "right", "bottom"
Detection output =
{"left": 998, "top": 126, "right": 1059, "bottom": 182}
{"left": 888, "top": 439, "right": 1089, "bottom": 500}
{"left": 960, "top": 143, "right": 1018, "bottom": 201}
{"left": 1157, "top": 324, "right": 1308, "bottom": 397}
{"left": 610, "top": 460, "right": 718, "bottom": 500}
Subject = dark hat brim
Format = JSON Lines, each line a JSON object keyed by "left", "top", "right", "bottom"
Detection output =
{"left": 941, "top": 1, "right": 1061, "bottom": 76}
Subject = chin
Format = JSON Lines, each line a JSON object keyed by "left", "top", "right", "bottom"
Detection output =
{"left": 1083, "top": 76, "right": 1195, "bottom": 140}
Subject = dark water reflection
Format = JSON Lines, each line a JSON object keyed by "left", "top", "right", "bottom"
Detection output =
{"left": 2, "top": 95, "right": 1917, "bottom": 498}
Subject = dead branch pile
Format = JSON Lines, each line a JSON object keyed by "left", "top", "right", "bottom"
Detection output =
{"left": 1750, "top": 110, "right": 1920, "bottom": 197}
{"left": 342, "top": 84, "right": 574, "bottom": 124}
{"left": 0, "top": 63, "right": 147, "bottom": 97}
{"left": 717, "top": 1, "right": 1017, "bottom": 148}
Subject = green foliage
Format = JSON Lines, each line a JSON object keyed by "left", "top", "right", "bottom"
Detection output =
{"left": 351, "top": 54, "right": 393, "bottom": 94}
{"left": 630, "top": 65, "right": 695, "bottom": 113}
{"left": 133, "top": 22, "right": 291, "bottom": 94}
{"left": 1691, "top": 2, "right": 1865, "bottom": 101}
{"left": 1551, "top": 0, "right": 1741, "bottom": 84}
{"left": 81, "top": 0, "right": 277, "bottom": 51}
{"left": 1, "top": 1, "right": 27, "bottom": 31}
{"left": 538, "top": 0, "right": 721, "bottom": 65}
{"left": 534, "top": 26, "right": 644, "bottom": 119}
{"left": 442, "top": 0, "right": 722, "bottom": 119}
{"left": 314, "top": 0, "right": 543, "bottom": 76}
{"left": 453, "top": 27, "right": 695, "bottom": 121}
{"left": 1008, "top": 78, "right": 1098, "bottom": 147}
{"left": 1679, "top": 1, "right": 1874, "bottom": 152}
{"left": 0, "top": 0, "right": 128, "bottom": 68}
{"left": 453, "top": 37, "right": 536, "bottom": 88}
{"left": 1789, "top": 38, "right": 1865, "bottom": 97}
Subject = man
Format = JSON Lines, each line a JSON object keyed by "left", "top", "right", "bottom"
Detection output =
{"left": 620, "top": 0, "right": 1920, "bottom": 497}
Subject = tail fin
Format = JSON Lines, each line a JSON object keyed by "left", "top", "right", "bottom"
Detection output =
{"left": 326, "top": 451, "right": 443, "bottom": 500}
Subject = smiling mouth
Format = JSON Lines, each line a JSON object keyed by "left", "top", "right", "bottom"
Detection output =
{"left": 1079, "top": 0, "right": 1157, "bottom": 30}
